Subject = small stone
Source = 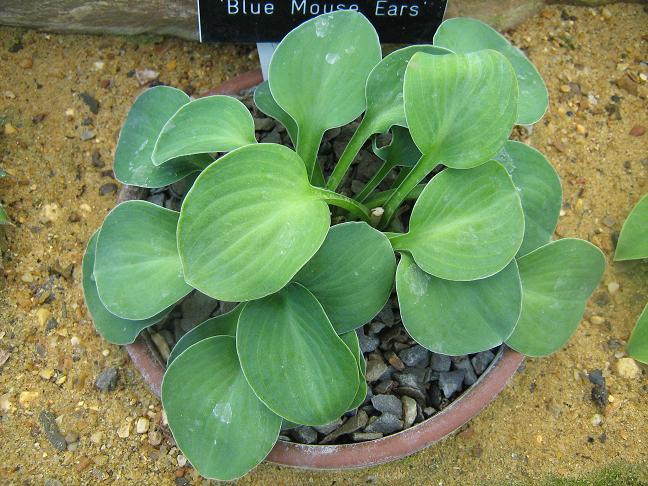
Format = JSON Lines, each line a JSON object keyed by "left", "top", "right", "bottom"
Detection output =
{"left": 39, "top": 368, "right": 55, "bottom": 380}
{"left": 560, "top": 84, "right": 571, "bottom": 93}
{"left": 79, "top": 93, "right": 100, "bottom": 114}
{"left": 290, "top": 426, "right": 318, "bottom": 444}
{"left": 117, "top": 423, "right": 131, "bottom": 439}
{"left": 80, "top": 129, "right": 96, "bottom": 141}
{"left": 321, "top": 411, "right": 368, "bottom": 444}
{"left": 44, "top": 479, "right": 63, "bottom": 486}
{"left": 358, "top": 329, "right": 379, "bottom": 354}
{"left": 394, "top": 368, "right": 426, "bottom": 388}
{"left": 452, "top": 356, "right": 478, "bottom": 386}
{"left": 136, "top": 417, "right": 150, "bottom": 434}
{"left": 37, "top": 308, "right": 51, "bottom": 327}
{"left": 19, "top": 391, "right": 39, "bottom": 406}
{"left": 376, "top": 305, "right": 395, "bottom": 327}
{"left": 177, "top": 454, "right": 188, "bottom": 467}
{"left": 135, "top": 69, "right": 160, "bottom": 86}
{"left": 630, "top": 125, "right": 646, "bottom": 137}
{"left": 439, "top": 370, "right": 465, "bottom": 398}
{"left": 616, "top": 357, "right": 641, "bottom": 379}
{"left": 65, "top": 431, "right": 80, "bottom": 444}
{"left": 365, "top": 356, "right": 388, "bottom": 382}
{"left": 91, "top": 150, "right": 104, "bottom": 168}
{"left": 95, "top": 367, "right": 118, "bottom": 392}
{"left": 471, "top": 350, "right": 495, "bottom": 375}
{"left": 576, "top": 124, "right": 586, "bottom": 134}
{"left": 151, "top": 332, "right": 171, "bottom": 361}
{"left": 20, "top": 57, "right": 33, "bottom": 68}
{"left": 398, "top": 345, "right": 429, "bottom": 367}
{"left": 402, "top": 396, "right": 417, "bottom": 428}
{"left": 429, "top": 353, "right": 451, "bottom": 372}
{"left": 352, "top": 432, "right": 383, "bottom": 442}
{"left": 371, "top": 394, "right": 403, "bottom": 418}
{"left": 591, "top": 414, "right": 604, "bottom": 426}
{"left": 254, "top": 117, "right": 276, "bottom": 131}
{"left": 148, "top": 428, "right": 163, "bottom": 446}
{"left": 39, "top": 410, "right": 67, "bottom": 452}
{"left": 313, "top": 418, "right": 343, "bottom": 435}
{"left": 90, "top": 431, "right": 103, "bottom": 444}
{"left": 3, "top": 123, "right": 17, "bottom": 135}
{"left": 373, "top": 380, "right": 396, "bottom": 395}
{"left": 0, "top": 394, "right": 12, "bottom": 413}
{"left": 607, "top": 282, "right": 620, "bottom": 294}
{"left": 590, "top": 315, "right": 605, "bottom": 325}
{"left": 588, "top": 369, "right": 605, "bottom": 386}
{"left": 99, "top": 183, "right": 118, "bottom": 196}
{"left": 364, "top": 413, "right": 403, "bottom": 435}
{"left": 165, "top": 59, "right": 177, "bottom": 71}
{"left": 385, "top": 351, "right": 405, "bottom": 371}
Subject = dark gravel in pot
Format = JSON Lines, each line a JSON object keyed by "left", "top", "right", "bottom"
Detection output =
{"left": 138, "top": 89, "right": 499, "bottom": 446}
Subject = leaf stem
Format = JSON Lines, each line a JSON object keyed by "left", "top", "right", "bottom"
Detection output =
{"left": 325, "top": 118, "right": 375, "bottom": 192}
{"left": 379, "top": 152, "right": 438, "bottom": 228}
{"left": 296, "top": 128, "right": 326, "bottom": 186}
{"left": 316, "top": 188, "right": 373, "bottom": 224}
{"left": 364, "top": 184, "right": 426, "bottom": 209}
{"left": 355, "top": 160, "right": 396, "bottom": 203}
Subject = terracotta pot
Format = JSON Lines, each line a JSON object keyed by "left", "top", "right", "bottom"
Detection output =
{"left": 119, "top": 69, "right": 525, "bottom": 470}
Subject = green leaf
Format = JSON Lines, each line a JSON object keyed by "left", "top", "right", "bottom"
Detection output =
{"left": 396, "top": 254, "right": 521, "bottom": 355}
{"left": 269, "top": 10, "right": 381, "bottom": 177}
{"left": 495, "top": 141, "right": 562, "bottom": 256}
{"left": 339, "top": 330, "right": 367, "bottom": 410}
{"left": 254, "top": 81, "right": 298, "bottom": 144}
{"left": 236, "top": 283, "right": 359, "bottom": 425}
{"left": 113, "top": 86, "right": 213, "bottom": 188}
{"left": 390, "top": 161, "right": 524, "bottom": 281}
{"left": 404, "top": 50, "right": 518, "bottom": 169}
{"left": 178, "top": 144, "right": 330, "bottom": 302}
{"left": 627, "top": 303, "right": 648, "bottom": 364}
{"left": 294, "top": 222, "right": 396, "bottom": 334}
{"left": 434, "top": 17, "right": 548, "bottom": 125}
{"left": 82, "top": 232, "right": 169, "bottom": 344}
{"left": 364, "top": 45, "right": 451, "bottom": 134}
{"left": 614, "top": 193, "right": 648, "bottom": 261}
{"left": 94, "top": 201, "right": 192, "bottom": 320}
{"left": 162, "top": 336, "right": 281, "bottom": 481}
{"left": 167, "top": 305, "right": 242, "bottom": 365}
{"left": 506, "top": 239, "right": 605, "bottom": 357}
{"left": 373, "top": 125, "right": 422, "bottom": 168}
{"left": 152, "top": 95, "right": 257, "bottom": 166}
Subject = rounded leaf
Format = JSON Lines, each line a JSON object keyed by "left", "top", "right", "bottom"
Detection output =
{"left": 294, "top": 222, "right": 396, "bottom": 333}
{"left": 269, "top": 10, "right": 381, "bottom": 133}
{"left": 434, "top": 18, "right": 548, "bottom": 125}
{"left": 94, "top": 201, "right": 192, "bottom": 320}
{"left": 167, "top": 305, "right": 242, "bottom": 364}
{"left": 627, "top": 304, "right": 648, "bottom": 364}
{"left": 152, "top": 95, "right": 256, "bottom": 166}
{"left": 178, "top": 144, "right": 331, "bottom": 301}
{"left": 236, "top": 283, "right": 359, "bottom": 425}
{"left": 373, "top": 125, "right": 422, "bottom": 168}
{"left": 495, "top": 141, "right": 562, "bottom": 256}
{"left": 339, "top": 331, "right": 367, "bottom": 410}
{"left": 113, "top": 86, "right": 212, "bottom": 188}
{"left": 614, "top": 192, "right": 648, "bottom": 261}
{"left": 404, "top": 50, "right": 518, "bottom": 169}
{"left": 390, "top": 161, "right": 525, "bottom": 281}
{"left": 162, "top": 336, "right": 281, "bottom": 480}
{"left": 82, "top": 232, "right": 169, "bottom": 344}
{"left": 396, "top": 254, "right": 522, "bottom": 355}
{"left": 506, "top": 239, "right": 605, "bottom": 357}
{"left": 254, "top": 81, "right": 298, "bottom": 144}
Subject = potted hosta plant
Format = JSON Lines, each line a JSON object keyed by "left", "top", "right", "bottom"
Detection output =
{"left": 82, "top": 11, "right": 605, "bottom": 480}
{"left": 614, "top": 193, "right": 648, "bottom": 363}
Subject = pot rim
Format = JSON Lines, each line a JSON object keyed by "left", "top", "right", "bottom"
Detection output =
{"left": 120, "top": 68, "right": 524, "bottom": 470}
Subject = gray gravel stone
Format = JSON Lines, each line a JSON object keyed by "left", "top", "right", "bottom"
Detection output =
{"left": 471, "top": 350, "right": 495, "bottom": 374}
{"left": 95, "top": 367, "right": 118, "bottom": 392}
{"left": 357, "top": 328, "right": 379, "bottom": 354}
{"left": 430, "top": 353, "right": 452, "bottom": 372}
{"left": 439, "top": 370, "right": 465, "bottom": 398}
{"left": 291, "top": 426, "right": 318, "bottom": 444}
{"left": 321, "top": 410, "right": 368, "bottom": 444}
{"left": 39, "top": 410, "right": 67, "bottom": 452}
{"left": 365, "top": 356, "right": 389, "bottom": 382}
{"left": 402, "top": 396, "right": 417, "bottom": 428}
{"left": 313, "top": 418, "right": 343, "bottom": 435}
{"left": 398, "top": 345, "right": 429, "bottom": 367}
{"left": 371, "top": 394, "right": 403, "bottom": 418}
{"left": 452, "top": 356, "right": 478, "bottom": 386}
{"left": 364, "top": 413, "right": 403, "bottom": 435}
{"left": 394, "top": 367, "right": 427, "bottom": 388}
{"left": 254, "top": 117, "right": 276, "bottom": 131}
{"left": 352, "top": 432, "right": 383, "bottom": 442}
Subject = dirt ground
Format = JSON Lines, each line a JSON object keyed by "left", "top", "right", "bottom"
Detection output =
{"left": 0, "top": 3, "right": 647, "bottom": 485}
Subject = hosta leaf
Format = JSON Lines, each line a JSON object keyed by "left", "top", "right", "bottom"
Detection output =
{"left": 404, "top": 50, "right": 518, "bottom": 169}
{"left": 339, "top": 330, "right": 367, "bottom": 410}
{"left": 627, "top": 304, "right": 648, "bottom": 364}
{"left": 236, "top": 283, "right": 358, "bottom": 425}
{"left": 396, "top": 254, "right": 521, "bottom": 356}
{"left": 364, "top": 45, "right": 451, "bottom": 134}
{"left": 178, "top": 144, "right": 330, "bottom": 302}
{"left": 113, "top": 86, "right": 213, "bottom": 188}
{"left": 434, "top": 17, "right": 548, "bottom": 125}
{"left": 162, "top": 336, "right": 281, "bottom": 481}
{"left": 390, "top": 161, "right": 524, "bottom": 281}
{"left": 269, "top": 10, "right": 381, "bottom": 176}
{"left": 294, "top": 222, "right": 396, "bottom": 334}
{"left": 506, "top": 239, "right": 605, "bottom": 357}
{"left": 495, "top": 141, "right": 562, "bottom": 256}
{"left": 614, "top": 193, "right": 648, "bottom": 261}
{"left": 82, "top": 232, "right": 169, "bottom": 344}
{"left": 373, "top": 125, "right": 422, "bottom": 168}
{"left": 254, "top": 81, "right": 298, "bottom": 144}
{"left": 94, "top": 201, "right": 192, "bottom": 320}
{"left": 152, "top": 95, "right": 256, "bottom": 166}
{"left": 167, "top": 305, "right": 242, "bottom": 364}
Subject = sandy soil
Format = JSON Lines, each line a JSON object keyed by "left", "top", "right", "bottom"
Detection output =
{"left": 0, "top": 3, "right": 647, "bottom": 485}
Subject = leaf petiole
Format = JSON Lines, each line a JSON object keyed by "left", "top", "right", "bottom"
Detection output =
{"left": 315, "top": 188, "right": 373, "bottom": 224}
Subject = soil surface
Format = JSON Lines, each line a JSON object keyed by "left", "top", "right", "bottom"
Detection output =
{"left": 1, "top": 3, "right": 647, "bottom": 485}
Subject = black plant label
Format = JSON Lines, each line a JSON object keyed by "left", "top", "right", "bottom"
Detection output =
{"left": 197, "top": 0, "right": 448, "bottom": 43}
